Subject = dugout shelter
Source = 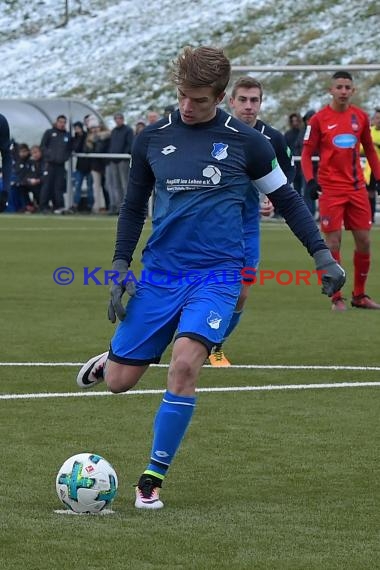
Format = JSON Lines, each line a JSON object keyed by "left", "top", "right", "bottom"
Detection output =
{"left": 0, "top": 98, "right": 104, "bottom": 146}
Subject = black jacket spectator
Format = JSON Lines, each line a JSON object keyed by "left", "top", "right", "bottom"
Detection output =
{"left": 23, "top": 145, "right": 43, "bottom": 206}
{"left": 40, "top": 126, "right": 72, "bottom": 165}
{"left": 72, "top": 128, "right": 92, "bottom": 174}
{"left": 108, "top": 123, "right": 134, "bottom": 163}
{"left": 86, "top": 127, "right": 111, "bottom": 174}
{"left": 284, "top": 113, "right": 303, "bottom": 194}
{"left": 284, "top": 113, "right": 302, "bottom": 154}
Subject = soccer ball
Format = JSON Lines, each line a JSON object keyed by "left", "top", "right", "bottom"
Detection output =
{"left": 56, "top": 452, "right": 118, "bottom": 513}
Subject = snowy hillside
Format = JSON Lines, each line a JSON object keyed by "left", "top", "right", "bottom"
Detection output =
{"left": 0, "top": 0, "right": 379, "bottom": 129}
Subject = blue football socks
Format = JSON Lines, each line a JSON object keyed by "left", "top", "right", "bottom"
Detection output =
{"left": 144, "top": 390, "right": 196, "bottom": 481}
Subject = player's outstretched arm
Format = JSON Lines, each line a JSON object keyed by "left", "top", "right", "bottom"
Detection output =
{"left": 109, "top": 132, "right": 154, "bottom": 322}
{"left": 246, "top": 128, "right": 344, "bottom": 297}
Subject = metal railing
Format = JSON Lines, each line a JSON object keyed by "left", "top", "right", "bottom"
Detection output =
{"left": 231, "top": 64, "right": 380, "bottom": 72}
{"left": 66, "top": 152, "right": 131, "bottom": 207}
{"left": 74, "top": 153, "right": 131, "bottom": 159}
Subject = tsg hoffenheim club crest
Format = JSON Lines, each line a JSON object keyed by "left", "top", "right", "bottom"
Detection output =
{"left": 211, "top": 143, "right": 228, "bottom": 161}
{"left": 207, "top": 311, "right": 222, "bottom": 329}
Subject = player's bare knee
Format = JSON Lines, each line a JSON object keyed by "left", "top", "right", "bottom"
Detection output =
{"left": 170, "top": 355, "right": 194, "bottom": 378}
{"left": 105, "top": 374, "right": 131, "bottom": 394}
{"left": 168, "top": 356, "right": 197, "bottom": 394}
{"left": 104, "top": 363, "right": 137, "bottom": 394}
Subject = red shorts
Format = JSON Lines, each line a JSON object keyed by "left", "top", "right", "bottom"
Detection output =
{"left": 318, "top": 189, "right": 372, "bottom": 233}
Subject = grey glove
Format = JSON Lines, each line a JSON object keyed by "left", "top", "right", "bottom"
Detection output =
{"left": 107, "top": 259, "right": 136, "bottom": 323}
{"left": 313, "top": 249, "right": 346, "bottom": 297}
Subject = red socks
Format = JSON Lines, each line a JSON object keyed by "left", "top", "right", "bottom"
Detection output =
{"left": 353, "top": 250, "right": 370, "bottom": 297}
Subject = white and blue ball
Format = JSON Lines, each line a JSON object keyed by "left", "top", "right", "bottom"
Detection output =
{"left": 56, "top": 452, "right": 118, "bottom": 514}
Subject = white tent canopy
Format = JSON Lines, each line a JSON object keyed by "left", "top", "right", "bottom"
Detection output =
{"left": 0, "top": 98, "right": 104, "bottom": 146}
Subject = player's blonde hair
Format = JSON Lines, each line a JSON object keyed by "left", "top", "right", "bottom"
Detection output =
{"left": 171, "top": 46, "right": 231, "bottom": 96}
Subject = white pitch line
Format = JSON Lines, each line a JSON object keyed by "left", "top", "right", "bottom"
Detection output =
{"left": 1, "top": 382, "right": 380, "bottom": 400}
{"left": 1, "top": 362, "right": 380, "bottom": 371}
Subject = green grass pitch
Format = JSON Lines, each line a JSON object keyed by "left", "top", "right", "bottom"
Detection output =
{"left": 1, "top": 215, "right": 380, "bottom": 569}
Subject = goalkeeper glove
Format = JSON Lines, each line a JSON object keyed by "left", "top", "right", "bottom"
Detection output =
{"left": 306, "top": 179, "right": 322, "bottom": 200}
{"left": 0, "top": 191, "right": 8, "bottom": 213}
{"left": 313, "top": 249, "right": 346, "bottom": 297}
{"left": 107, "top": 259, "right": 136, "bottom": 323}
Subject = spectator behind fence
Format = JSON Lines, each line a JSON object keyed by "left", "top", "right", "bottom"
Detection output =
{"left": 0, "top": 113, "right": 12, "bottom": 212}
{"left": 362, "top": 108, "right": 380, "bottom": 223}
{"left": 39, "top": 114, "right": 72, "bottom": 214}
{"left": 85, "top": 116, "right": 110, "bottom": 213}
{"left": 134, "top": 117, "right": 146, "bottom": 136}
{"left": 107, "top": 112, "right": 134, "bottom": 215}
{"left": 72, "top": 121, "right": 94, "bottom": 212}
{"left": 10, "top": 143, "right": 31, "bottom": 212}
{"left": 23, "top": 144, "right": 43, "bottom": 211}
{"left": 147, "top": 110, "right": 160, "bottom": 124}
{"left": 284, "top": 112, "right": 303, "bottom": 194}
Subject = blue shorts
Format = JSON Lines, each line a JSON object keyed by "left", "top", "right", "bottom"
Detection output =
{"left": 109, "top": 273, "right": 241, "bottom": 365}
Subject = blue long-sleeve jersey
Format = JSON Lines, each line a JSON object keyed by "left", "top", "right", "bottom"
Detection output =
{"left": 114, "top": 109, "right": 326, "bottom": 273}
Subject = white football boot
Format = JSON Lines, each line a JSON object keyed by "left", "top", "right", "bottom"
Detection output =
{"left": 76, "top": 352, "right": 108, "bottom": 389}
{"left": 135, "top": 476, "right": 164, "bottom": 510}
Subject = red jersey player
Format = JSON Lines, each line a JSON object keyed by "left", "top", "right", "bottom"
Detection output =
{"left": 301, "top": 71, "right": 380, "bottom": 311}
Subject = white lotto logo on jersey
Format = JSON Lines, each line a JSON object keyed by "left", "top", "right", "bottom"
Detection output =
{"left": 161, "top": 145, "right": 177, "bottom": 155}
{"left": 203, "top": 165, "right": 221, "bottom": 184}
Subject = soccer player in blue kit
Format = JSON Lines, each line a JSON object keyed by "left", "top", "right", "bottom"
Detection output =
{"left": 209, "top": 75, "right": 295, "bottom": 366}
{"left": 77, "top": 46, "right": 345, "bottom": 509}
